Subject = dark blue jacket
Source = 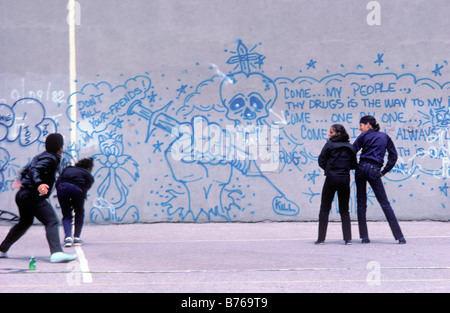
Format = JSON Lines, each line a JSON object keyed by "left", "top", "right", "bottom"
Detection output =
{"left": 56, "top": 166, "right": 94, "bottom": 195}
{"left": 353, "top": 129, "right": 398, "bottom": 176}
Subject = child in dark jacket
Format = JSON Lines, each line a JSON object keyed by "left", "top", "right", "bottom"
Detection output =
{"left": 56, "top": 157, "right": 94, "bottom": 247}
{"left": 0, "top": 133, "right": 76, "bottom": 263}
{"left": 316, "top": 124, "right": 357, "bottom": 245}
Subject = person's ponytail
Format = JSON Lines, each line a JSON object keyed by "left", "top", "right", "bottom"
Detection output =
{"left": 360, "top": 115, "right": 380, "bottom": 131}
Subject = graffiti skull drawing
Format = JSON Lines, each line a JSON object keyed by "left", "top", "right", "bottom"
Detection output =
{"left": 220, "top": 72, "right": 277, "bottom": 126}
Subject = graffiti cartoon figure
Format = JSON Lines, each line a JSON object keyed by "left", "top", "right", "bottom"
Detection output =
{"left": 90, "top": 132, "right": 139, "bottom": 223}
{"left": 164, "top": 41, "right": 300, "bottom": 221}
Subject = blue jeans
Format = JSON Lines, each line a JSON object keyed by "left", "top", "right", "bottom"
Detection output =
{"left": 355, "top": 162, "right": 404, "bottom": 240}
{"left": 56, "top": 182, "right": 86, "bottom": 239}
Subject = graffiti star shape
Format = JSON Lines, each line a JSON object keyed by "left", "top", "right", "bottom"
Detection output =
{"left": 374, "top": 53, "right": 384, "bottom": 66}
{"left": 305, "top": 170, "right": 320, "bottom": 184}
{"left": 439, "top": 182, "right": 449, "bottom": 197}
{"left": 153, "top": 140, "right": 163, "bottom": 153}
{"left": 111, "top": 118, "right": 124, "bottom": 131}
{"left": 432, "top": 64, "right": 444, "bottom": 76}
{"left": 176, "top": 84, "right": 188, "bottom": 98}
{"left": 306, "top": 59, "right": 317, "bottom": 70}
{"left": 148, "top": 90, "right": 157, "bottom": 103}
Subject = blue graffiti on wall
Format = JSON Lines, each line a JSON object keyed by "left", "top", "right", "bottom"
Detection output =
{"left": 0, "top": 147, "right": 11, "bottom": 192}
{"left": 0, "top": 98, "right": 57, "bottom": 146}
{"left": 1, "top": 40, "right": 447, "bottom": 222}
{"left": 66, "top": 76, "right": 156, "bottom": 223}
{"left": 126, "top": 41, "right": 300, "bottom": 221}
{"left": 0, "top": 97, "right": 59, "bottom": 196}
{"left": 66, "top": 75, "right": 152, "bottom": 138}
{"left": 60, "top": 39, "right": 449, "bottom": 222}
{"left": 90, "top": 132, "right": 139, "bottom": 223}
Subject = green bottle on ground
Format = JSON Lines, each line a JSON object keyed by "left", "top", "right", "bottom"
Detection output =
{"left": 29, "top": 257, "right": 36, "bottom": 270}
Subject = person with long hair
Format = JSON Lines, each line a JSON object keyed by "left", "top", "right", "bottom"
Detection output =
{"left": 56, "top": 157, "right": 95, "bottom": 247}
{"left": 316, "top": 124, "right": 357, "bottom": 245}
{"left": 353, "top": 115, "right": 406, "bottom": 244}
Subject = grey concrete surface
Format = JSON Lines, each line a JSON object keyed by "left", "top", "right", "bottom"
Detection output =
{"left": 0, "top": 221, "right": 449, "bottom": 294}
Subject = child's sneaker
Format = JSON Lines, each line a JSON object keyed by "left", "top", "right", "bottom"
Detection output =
{"left": 73, "top": 238, "right": 84, "bottom": 246}
{"left": 64, "top": 237, "right": 73, "bottom": 247}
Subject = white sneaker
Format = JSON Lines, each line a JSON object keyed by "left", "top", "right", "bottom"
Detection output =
{"left": 73, "top": 238, "right": 84, "bottom": 246}
{"left": 0, "top": 251, "right": 8, "bottom": 258}
{"left": 50, "top": 252, "right": 76, "bottom": 263}
{"left": 64, "top": 237, "right": 73, "bottom": 247}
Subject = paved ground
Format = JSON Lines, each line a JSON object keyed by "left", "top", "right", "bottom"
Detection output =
{"left": 0, "top": 221, "right": 449, "bottom": 295}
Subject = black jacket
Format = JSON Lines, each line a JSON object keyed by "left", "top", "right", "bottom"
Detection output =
{"left": 318, "top": 138, "right": 357, "bottom": 176}
{"left": 20, "top": 151, "right": 61, "bottom": 198}
{"left": 56, "top": 166, "right": 94, "bottom": 195}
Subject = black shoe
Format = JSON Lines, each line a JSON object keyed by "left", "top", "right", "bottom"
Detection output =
{"left": 361, "top": 238, "right": 371, "bottom": 244}
{"left": 314, "top": 240, "right": 325, "bottom": 245}
{"left": 345, "top": 240, "right": 352, "bottom": 245}
{"left": 398, "top": 237, "right": 406, "bottom": 244}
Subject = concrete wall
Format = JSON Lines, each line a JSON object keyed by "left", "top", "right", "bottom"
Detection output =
{"left": 0, "top": 0, "right": 449, "bottom": 223}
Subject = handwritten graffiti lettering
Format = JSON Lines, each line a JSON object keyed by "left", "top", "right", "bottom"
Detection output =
{"left": 67, "top": 76, "right": 152, "bottom": 137}
{"left": 0, "top": 98, "right": 57, "bottom": 146}
{"left": 351, "top": 82, "right": 396, "bottom": 96}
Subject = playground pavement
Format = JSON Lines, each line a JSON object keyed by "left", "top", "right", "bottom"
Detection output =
{"left": 0, "top": 221, "right": 449, "bottom": 296}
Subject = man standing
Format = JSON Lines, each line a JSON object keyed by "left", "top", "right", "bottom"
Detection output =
{"left": 0, "top": 133, "right": 77, "bottom": 262}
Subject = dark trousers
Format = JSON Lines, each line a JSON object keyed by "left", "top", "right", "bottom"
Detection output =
{"left": 56, "top": 182, "right": 85, "bottom": 239}
{"left": 318, "top": 175, "right": 352, "bottom": 241}
{"left": 355, "top": 162, "right": 404, "bottom": 240}
{"left": 0, "top": 188, "right": 63, "bottom": 254}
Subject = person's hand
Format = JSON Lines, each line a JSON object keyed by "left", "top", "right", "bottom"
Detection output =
{"left": 38, "top": 184, "right": 50, "bottom": 195}
{"left": 12, "top": 180, "right": 22, "bottom": 189}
